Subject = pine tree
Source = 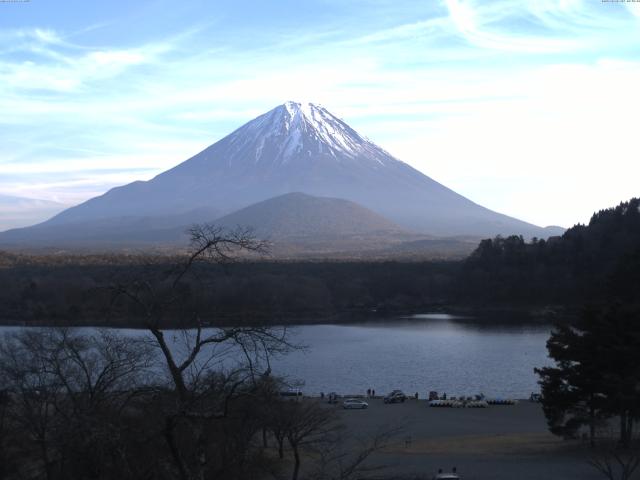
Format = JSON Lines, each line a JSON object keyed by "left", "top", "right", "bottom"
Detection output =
{"left": 536, "top": 305, "right": 640, "bottom": 447}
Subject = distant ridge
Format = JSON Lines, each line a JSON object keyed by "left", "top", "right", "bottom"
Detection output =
{"left": 0, "top": 194, "right": 65, "bottom": 231}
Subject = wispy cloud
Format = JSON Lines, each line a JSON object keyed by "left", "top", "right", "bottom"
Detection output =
{"left": 0, "top": 38, "right": 171, "bottom": 92}
{"left": 1, "top": 0, "right": 639, "bottom": 227}
{"left": 440, "top": 0, "right": 628, "bottom": 53}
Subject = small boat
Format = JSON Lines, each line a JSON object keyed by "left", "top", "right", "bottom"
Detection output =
{"left": 486, "top": 398, "right": 517, "bottom": 405}
{"left": 429, "top": 399, "right": 463, "bottom": 408}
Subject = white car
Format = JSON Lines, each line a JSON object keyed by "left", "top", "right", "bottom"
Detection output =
{"left": 343, "top": 398, "right": 369, "bottom": 409}
{"left": 433, "top": 469, "right": 461, "bottom": 479}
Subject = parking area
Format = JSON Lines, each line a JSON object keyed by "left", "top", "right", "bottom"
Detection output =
{"left": 331, "top": 397, "right": 601, "bottom": 480}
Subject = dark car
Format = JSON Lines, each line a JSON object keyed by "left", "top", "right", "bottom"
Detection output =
{"left": 383, "top": 390, "right": 407, "bottom": 403}
{"left": 279, "top": 388, "right": 302, "bottom": 397}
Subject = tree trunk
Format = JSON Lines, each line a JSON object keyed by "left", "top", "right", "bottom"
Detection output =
{"left": 151, "top": 329, "right": 188, "bottom": 400}
{"left": 278, "top": 438, "right": 284, "bottom": 459}
{"left": 164, "top": 417, "right": 190, "bottom": 480}
{"left": 194, "top": 421, "right": 207, "bottom": 480}
{"left": 262, "top": 427, "right": 268, "bottom": 448}
{"left": 40, "top": 441, "right": 54, "bottom": 480}
{"left": 291, "top": 443, "right": 300, "bottom": 480}
{"left": 620, "top": 411, "right": 630, "bottom": 448}
{"left": 589, "top": 400, "right": 596, "bottom": 448}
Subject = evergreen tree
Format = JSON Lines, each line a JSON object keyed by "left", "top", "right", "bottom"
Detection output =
{"left": 536, "top": 305, "right": 640, "bottom": 447}
{"left": 535, "top": 308, "right": 607, "bottom": 445}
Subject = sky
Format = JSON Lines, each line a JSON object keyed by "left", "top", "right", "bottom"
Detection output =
{"left": 1, "top": 0, "right": 639, "bottom": 229}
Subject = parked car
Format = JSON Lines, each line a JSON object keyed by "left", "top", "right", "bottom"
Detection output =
{"left": 343, "top": 398, "right": 368, "bottom": 409}
{"left": 279, "top": 388, "right": 302, "bottom": 397}
{"left": 383, "top": 390, "right": 407, "bottom": 403}
{"left": 433, "top": 468, "right": 461, "bottom": 479}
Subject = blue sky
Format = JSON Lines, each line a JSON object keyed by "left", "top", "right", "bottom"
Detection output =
{"left": 1, "top": 0, "right": 639, "bottom": 228}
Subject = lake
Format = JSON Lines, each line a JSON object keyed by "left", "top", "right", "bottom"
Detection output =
{"left": 0, "top": 314, "right": 553, "bottom": 399}
{"left": 271, "top": 314, "right": 552, "bottom": 398}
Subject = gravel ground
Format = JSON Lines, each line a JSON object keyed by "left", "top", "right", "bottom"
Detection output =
{"left": 331, "top": 397, "right": 602, "bottom": 480}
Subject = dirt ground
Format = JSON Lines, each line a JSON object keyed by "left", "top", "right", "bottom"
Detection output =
{"left": 331, "top": 397, "right": 603, "bottom": 480}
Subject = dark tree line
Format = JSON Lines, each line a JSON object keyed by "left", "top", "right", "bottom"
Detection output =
{"left": 460, "top": 198, "right": 640, "bottom": 307}
{"left": 0, "top": 259, "right": 459, "bottom": 327}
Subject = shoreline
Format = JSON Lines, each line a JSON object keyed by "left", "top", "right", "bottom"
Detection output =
{"left": 0, "top": 303, "right": 575, "bottom": 329}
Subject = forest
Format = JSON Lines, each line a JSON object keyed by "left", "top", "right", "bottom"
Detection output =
{"left": 0, "top": 198, "right": 638, "bottom": 327}
{"left": 460, "top": 197, "right": 640, "bottom": 307}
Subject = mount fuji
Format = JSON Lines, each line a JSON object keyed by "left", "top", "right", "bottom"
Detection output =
{"left": 0, "top": 101, "right": 562, "bottom": 250}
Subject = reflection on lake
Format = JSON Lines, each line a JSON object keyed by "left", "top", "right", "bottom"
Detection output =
{"left": 0, "top": 313, "right": 552, "bottom": 399}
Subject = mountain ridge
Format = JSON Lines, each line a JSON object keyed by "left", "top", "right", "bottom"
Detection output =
{"left": 1, "top": 101, "right": 562, "bottom": 249}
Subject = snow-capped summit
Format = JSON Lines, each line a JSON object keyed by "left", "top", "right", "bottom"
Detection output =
{"left": 6, "top": 102, "right": 557, "bottom": 241}
{"left": 223, "top": 101, "right": 392, "bottom": 166}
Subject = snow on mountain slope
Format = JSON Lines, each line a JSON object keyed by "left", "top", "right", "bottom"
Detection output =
{"left": 225, "top": 101, "right": 388, "bottom": 164}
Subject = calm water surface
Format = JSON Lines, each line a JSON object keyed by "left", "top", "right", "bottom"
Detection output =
{"left": 0, "top": 314, "right": 552, "bottom": 399}
{"left": 271, "top": 314, "right": 552, "bottom": 398}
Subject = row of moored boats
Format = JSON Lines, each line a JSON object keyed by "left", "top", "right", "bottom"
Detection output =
{"left": 429, "top": 397, "right": 518, "bottom": 408}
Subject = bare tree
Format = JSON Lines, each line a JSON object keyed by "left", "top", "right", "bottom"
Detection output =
{"left": 110, "top": 225, "right": 285, "bottom": 397}
{"left": 309, "top": 425, "right": 401, "bottom": 480}
{"left": 109, "top": 224, "right": 294, "bottom": 480}
{"left": 282, "top": 401, "right": 338, "bottom": 480}
{"left": 268, "top": 397, "right": 291, "bottom": 460}
{"left": 0, "top": 328, "right": 154, "bottom": 480}
{"left": 0, "top": 329, "right": 66, "bottom": 480}
{"left": 588, "top": 446, "right": 640, "bottom": 480}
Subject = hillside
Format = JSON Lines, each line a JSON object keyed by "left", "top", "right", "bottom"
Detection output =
{"left": 215, "top": 192, "right": 403, "bottom": 238}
